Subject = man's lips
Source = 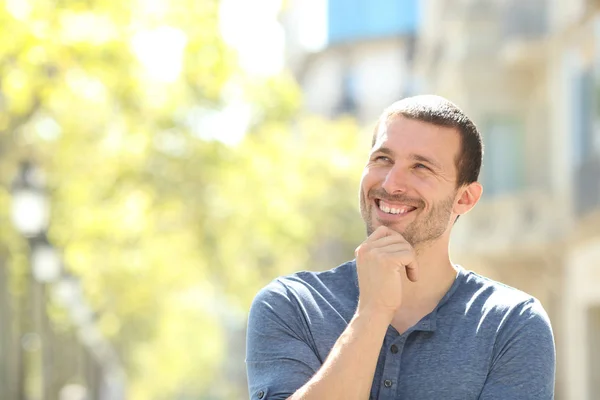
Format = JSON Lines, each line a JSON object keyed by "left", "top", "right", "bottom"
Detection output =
{"left": 375, "top": 199, "right": 418, "bottom": 215}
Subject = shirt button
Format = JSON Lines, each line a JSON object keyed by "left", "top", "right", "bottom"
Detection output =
{"left": 257, "top": 390, "right": 265, "bottom": 399}
{"left": 390, "top": 344, "right": 398, "bottom": 354}
{"left": 384, "top": 379, "right": 393, "bottom": 388}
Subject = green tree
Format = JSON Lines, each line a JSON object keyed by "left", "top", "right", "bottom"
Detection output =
{"left": 0, "top": 0, "right": 370, "bottom": 398}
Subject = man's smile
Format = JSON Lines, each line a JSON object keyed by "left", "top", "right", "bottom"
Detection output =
{"left": 376, "top": 199, "right": 417, "bottom": 215}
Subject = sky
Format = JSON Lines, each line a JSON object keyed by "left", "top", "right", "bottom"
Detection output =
{"left": 219, "top": 0, "right": 327, "bottom": 76}
{"left": 130, "top": 0, "right": 328, "bottom": 145}
{"left": 219, "top": 0, "right": 285, "bottom": 77}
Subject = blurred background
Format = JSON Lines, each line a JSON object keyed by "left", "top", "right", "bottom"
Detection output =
{"left": 0, "top": 0, "right": 599, "bottom": 399}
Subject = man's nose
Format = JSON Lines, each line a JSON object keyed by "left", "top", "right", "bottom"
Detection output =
{"left": 381, "top": 164, "right": 408, "bottom": 194}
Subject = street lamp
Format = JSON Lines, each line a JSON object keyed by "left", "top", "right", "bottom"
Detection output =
{"left": 10, "top": 161, "right": 49, "bottom": 238}
{"left": 31, "top": 233, "right": 62, "bottom": 284}
{"left": 10, "top": 160, "right": 62, "bottom": 283}
{"left": 52, "top": 274, "right": 82, "bottom": 307}
{"left": 52, "top": 275, "right": 94, "bottom": 327}
{"left": 11, "top": 160, "right": 61, "bottom": 283}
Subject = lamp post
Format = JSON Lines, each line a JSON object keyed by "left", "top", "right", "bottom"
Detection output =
{"left": 12, "top": 161, "right": 126, "bottom": 400}
{"left": 11, "top": 160, "right": 59, "bottom": 400}
{"left": 0, "top": 234, "right": 15, "bottom": 399}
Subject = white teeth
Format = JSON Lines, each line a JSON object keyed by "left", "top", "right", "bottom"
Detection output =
{"left": 379, "top": 201, "right": 410, "bottom": 215}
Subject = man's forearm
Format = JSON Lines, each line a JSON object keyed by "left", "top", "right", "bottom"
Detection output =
{"left": 288, "top": 308, "right": 390, "bottom": 400}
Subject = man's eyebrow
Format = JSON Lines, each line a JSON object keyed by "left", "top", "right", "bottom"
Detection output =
{"left": 371, "top": 147, "right": 395, "bottom": 157}
{"left": 410, "top": 154, "right": 442, "bottom": 170}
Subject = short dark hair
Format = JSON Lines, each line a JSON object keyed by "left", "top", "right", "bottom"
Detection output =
{"left": 372, "top": 95, "right": 483, "bottom": 187}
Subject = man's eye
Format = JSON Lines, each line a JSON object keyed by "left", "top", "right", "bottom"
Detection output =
{"left": 414, "top": 163, "right": 429, "bottom": 170}
{"left": 374, "top": 156, "right": 391, "bottom": 162}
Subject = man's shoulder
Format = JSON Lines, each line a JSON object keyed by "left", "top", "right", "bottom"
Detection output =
{"left": 251, "top": 260, "right": 357, "bottom": 307}
{"left": 456, "top": 267, "right": 552, "bottom": 330}
{"left": 279, "top": 260, "right": 357, "bottom": 290}
{"left": 460, "top": 267, "right": 533, "bottom": 303}
{"left": 455, "top": 267, "right": 555, "bottom": 385}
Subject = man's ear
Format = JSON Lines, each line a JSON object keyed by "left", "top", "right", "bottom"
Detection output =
{"left": 454, "top": 181, "right": 483, "bottom": 216}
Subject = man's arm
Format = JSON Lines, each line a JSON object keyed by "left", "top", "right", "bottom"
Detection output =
{"left": 246, "top": 226, "right": 417, "bottom": 400}
{"left": 246, "top": 281, "right": 323, "bottom": 400}
{"left": 479, "top": 298, "right": 555, "bottom": 399}
{"left": 246, "top": 284, "right": 391, "bottom": 400}
{"left": 288, "top": 307, "right": 390, "bottom": 400}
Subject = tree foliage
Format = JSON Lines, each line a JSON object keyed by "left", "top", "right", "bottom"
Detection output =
{"left": 0, "top": 0, "right": 370, "bottom": 398}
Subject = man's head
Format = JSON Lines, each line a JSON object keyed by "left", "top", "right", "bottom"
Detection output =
{"left": 359, "top": 95, "right": 483, "bottom": 246}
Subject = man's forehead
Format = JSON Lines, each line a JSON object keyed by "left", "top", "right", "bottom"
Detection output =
{"left": 371, "top": 117, "right": 461, "bottom": 168}
{"left": 373, "top": 116, "right": 414, "bottom": 147}
{"left": 375, "top": 116, "right": 459, "bottom": 144}
{"left": 373, "top": 125, "right": 389, "bottom": 148}
{"left": 373, "top": 116, "right": 403, "bottom": 146}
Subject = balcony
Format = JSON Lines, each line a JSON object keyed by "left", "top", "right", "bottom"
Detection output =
{"left": 451, "top": 1, "right": 499, "bottom": 62}
{"left": 450, "top": 189, "right": 564, "bottom": 256}
{"left": 499, "top": 0, "right": 549, "bottom": 69}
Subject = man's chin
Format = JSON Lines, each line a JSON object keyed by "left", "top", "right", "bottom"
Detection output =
{"left": 366, "top": 219, "right": 410, "bottom": 237}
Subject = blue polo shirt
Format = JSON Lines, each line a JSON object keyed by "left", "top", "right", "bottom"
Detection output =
{"left": 245, "top": 261, "right": 555, "bottom": 400}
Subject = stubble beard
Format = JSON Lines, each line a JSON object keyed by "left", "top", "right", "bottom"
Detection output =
{"left": 360, "top": 188, "right": 456, "bottom": 247}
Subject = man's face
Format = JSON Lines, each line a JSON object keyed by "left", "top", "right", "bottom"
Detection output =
{"left": 359, "top": 116, "right": 462, "bottom": 246}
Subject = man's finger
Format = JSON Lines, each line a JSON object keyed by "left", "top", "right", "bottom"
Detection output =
{"left": 366, "top": 226, "right": 396, "bottom": 241}
{"left": 375, "top": 243, "right": 414, "bottom": 255}
{"left": 374, "top": 245, "right": 419, "bottom": 282}
{"left": 367, "top": 225, "right": 412, "bottom": 243}
{"left": 405, "top": 261, "right": 418, "bottom": 282}
{"left": 369, "top": 234, "right": 410, "bottom": 249}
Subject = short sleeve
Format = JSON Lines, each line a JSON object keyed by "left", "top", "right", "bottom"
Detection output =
{"left": 479, "top": 298, "right": 556, "bottom": 399}
{"left": 246, "top": 280, "right": 322, "bottom": 400}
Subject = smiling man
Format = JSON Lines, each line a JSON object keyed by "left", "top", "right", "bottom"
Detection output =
{"left": 246, "top": 95, "right": 555, "bottom": 400}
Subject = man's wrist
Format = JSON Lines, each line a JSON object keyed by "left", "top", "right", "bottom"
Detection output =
{"left": 354, "top": 304, "right": 394, "bottom": 328}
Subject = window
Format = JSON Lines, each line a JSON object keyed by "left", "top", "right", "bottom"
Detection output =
{"left": 481, "top": 116, "right": 525, "bottom": 197}
{"left": 572, "top": 65, "right": 600, "bottom": 215}
{"left": 335, "top": 69, "right": 357, "bottom": 116}
{"left": 572, "top": 66, "right": 594, "bottom": 165}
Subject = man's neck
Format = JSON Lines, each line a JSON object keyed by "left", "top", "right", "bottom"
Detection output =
{"left": 389, "top": 240, "right": 457, "bottom": 334}
{"left": 399, "top": 238, "right": 457, "bottom": 311}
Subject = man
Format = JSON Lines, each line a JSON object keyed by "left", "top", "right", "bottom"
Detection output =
{"left": 245, "top": 95, "right": 555, "bottom": 400}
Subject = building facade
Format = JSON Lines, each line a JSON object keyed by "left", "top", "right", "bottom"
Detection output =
{"left": 282, "top": 0, "right": 600, "bottom": 397}
{"left": 415, "top": 0, "right": 600, "bottom": 398}
{"left": 281, "top": 0, "right": 420, "bottom": 123}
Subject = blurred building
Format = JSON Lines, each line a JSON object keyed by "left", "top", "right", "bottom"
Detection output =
{"left": 414, "top": 0, "right": 600, "bottom": 399}
{"left": 281, "top": 0, "right": 421, "bottom": 123}
{"left": 282, "top": 0, "right": 600, "bottom": 398}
